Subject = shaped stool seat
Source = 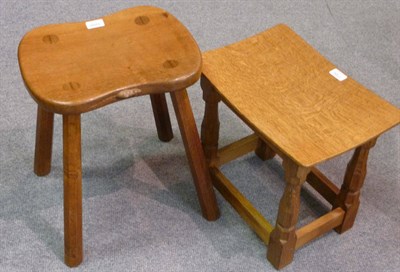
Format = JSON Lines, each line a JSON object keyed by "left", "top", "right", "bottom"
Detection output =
{"left": 200, "top": 24, "right": 399, "bottom": 269}
{"left": 18, "top": 6, "right": 219, "bottom": 267}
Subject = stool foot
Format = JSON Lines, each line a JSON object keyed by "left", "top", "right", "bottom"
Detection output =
{"left": 333, "top": 138, "right": 376, "bottom": 234}
{"left": 267, "top": 159, "right": 309, "bottom": 269}
{"left": 170, "top": 89, "right": 220, "bottom": 221}
{"left": 63, "top": 114, "right": 83, "bottom": 267}
{"left": 34, "top": 106, "right": 54, "bottom": 176}
{"left": 150, "top": 93, "right": 173, "bottom": 142}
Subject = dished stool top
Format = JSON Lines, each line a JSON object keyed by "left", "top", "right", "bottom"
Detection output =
{"left": 18, "top": 6, "right": 201, "bottom": 114}
{"left": 202, "top": 24, "right": 399, "bottom": 167}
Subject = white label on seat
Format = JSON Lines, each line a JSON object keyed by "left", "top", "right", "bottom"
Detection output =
{"left": 329, "top": 68, "right": 347, "bottom": 81}
{"left": 85, "top": 19, "right": 105, "bottom": 29}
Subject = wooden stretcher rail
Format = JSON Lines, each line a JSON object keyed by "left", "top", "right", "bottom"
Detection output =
{"left": 213, "top": 132, "right": 345, "bottom": 251}
{"left": 217, "top": 134, "right": 340, "bottom": 207}
{"left": 210, "top": 167, "right": 273, "bottom": 244}
{"left": 306, "top": 167, "right": 340, "bottom": 205}
{"left": 217, "top": 134, "right": 259, "bottom": 166}
{"left": 295, "top": 207, "right": 345, "bottom": 249}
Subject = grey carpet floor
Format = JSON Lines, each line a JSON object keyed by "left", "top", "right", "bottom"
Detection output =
{"left": 1, "top": 0, "right": 399, "bottom": 271}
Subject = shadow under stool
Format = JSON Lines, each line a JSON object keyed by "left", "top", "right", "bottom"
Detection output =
{"left": 18, "top": 6, "right": 220, "bottom": 267}
{"left": 200, "top": 24, "right": 400, "bottom": 269}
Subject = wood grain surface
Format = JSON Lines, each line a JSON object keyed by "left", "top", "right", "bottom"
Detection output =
{"left": 18, "top": 6, "right": 202, "bottom": 114}
{"left": 202, "top": 24, "right": 400, "bottom": 167}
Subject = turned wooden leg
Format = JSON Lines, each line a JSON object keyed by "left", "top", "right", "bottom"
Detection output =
{"left": 170, "top": 89, "right": 220, "bottom": 221}
{"left": 34, "top": 106, "right": 54, "bottom": 176}
{"left": 255, "top": 138, "right": 276, "bottom": 161}
{"left": 62, "top": 114, "right": 83, "bottom": 267}
{"left": 200, "top": 75, "right": 221, "bottom": 166}
{"left": 267, "top": 159, "right": 310, "bottom": 269}
{"left": 150, "top": 93, "right": 173, "bottom": 142}
{"left": 333, "top": 138, "right": 377, "bottom": 234}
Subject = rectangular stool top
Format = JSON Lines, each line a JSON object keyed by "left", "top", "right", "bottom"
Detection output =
{"left": 202, "top": 24, "right": 399, "bottom": 167}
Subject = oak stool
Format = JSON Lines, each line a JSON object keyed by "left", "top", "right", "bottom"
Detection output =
{"left": 18, "top": 6, "right": 219, "bottom": 267}
{"left": 200, "top": 24, "right": 399, "bottom": 269}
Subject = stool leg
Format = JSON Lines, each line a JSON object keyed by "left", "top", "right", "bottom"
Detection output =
{"left": 333, "top": 138, "right": 377, "bottom": 234}
{"left": 267, "top": 159, "right": 310, "bottom": 269}
{"left": 62, "top": 114, "right": 83, "bottom": 267}
{"left": 170, "top": 89, "right": 220, "bottom": 221}
{"left": 150, "top": 93, "right": 173, "bottom": 142}
{"left": 200, "top": 75, "right": 221, "bottom": 166}
{"left": 34, "top": 106, "right": 54, "bottom": 176}
{"left": 255, "top": 139, "right": 276, "bottom": 161}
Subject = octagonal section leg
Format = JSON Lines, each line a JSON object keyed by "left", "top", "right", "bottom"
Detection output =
{"left": 267, "top": 159, "right": 310, "bottom": 269}
{"left": 200, "top": 75, "right": 221, "bottom": 166}
{"left": 333, "top": 138, "right": 377, "bottom": 233}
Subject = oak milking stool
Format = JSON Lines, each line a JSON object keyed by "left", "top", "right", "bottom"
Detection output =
{"left": 18, "top": 6, "right": 219, "bottom": 267}
{"left": 200, "top": 24, "right": 400, "bottom": 269}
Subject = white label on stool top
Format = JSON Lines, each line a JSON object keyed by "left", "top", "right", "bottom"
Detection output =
{"left": 86, "top": 19, "right": 105, "bottom": 29}
{"left": 329, "top": 68, "right": 347, "bottom": 81}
